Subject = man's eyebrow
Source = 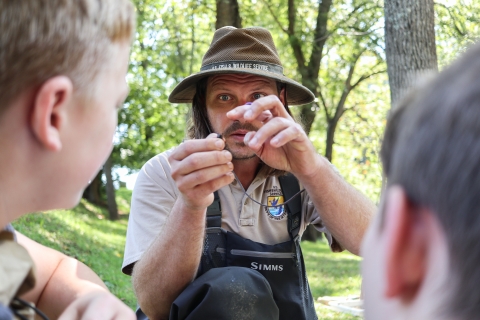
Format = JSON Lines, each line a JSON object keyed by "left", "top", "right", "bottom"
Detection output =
{"left": 209, "top": 84, "right": 230, "bottom": 92}
{"left": 251, "top": 86, "right": 270, "bottom": 91}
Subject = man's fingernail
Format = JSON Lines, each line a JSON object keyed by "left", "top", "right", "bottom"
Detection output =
{"left": 245, "top": 102, "right": 253, "bottom": 105}
{"left": 215, "top": 140, "right": 224, "bottom": 148}
{"left": 245, "top": 110, "right": 252, "bottom": 118}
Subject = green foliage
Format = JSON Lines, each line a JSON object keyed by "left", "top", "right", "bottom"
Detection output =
{"left": 312, "top": 0, "right": 387, "bottom": 202}
{"left": 242, "top": 0, "right": 387, "bottom": 201}
{"left": 114, "top": 0, "right": 217, "bottom": 171}
{"left": 328, "top": 68, "right": 390, "bottom": 202}
{"left": 113, "top": 0, "right": 478, "bottom": 201}
{"left": 435, "top": 0, "right": 480, "bottom": 67}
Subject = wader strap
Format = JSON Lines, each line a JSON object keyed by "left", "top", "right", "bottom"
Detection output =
{"left": 206, "top": 191, "right": 222, "bottom": 228}
{"left": 278, "top": 173, "right": 301, "bottom": 240}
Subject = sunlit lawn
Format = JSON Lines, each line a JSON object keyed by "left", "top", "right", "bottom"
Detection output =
{"left": 12, "top": 189, "right": 137, "bottom": 308}
{"left": 13, "top": 188, "right": 362, "bottom": 319}
{"left": 302, "top": 240, "right": 362, "bottom": 319}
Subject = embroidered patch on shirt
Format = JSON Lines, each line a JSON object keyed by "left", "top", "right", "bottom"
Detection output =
{"left": 264, "top": 186, "right": 287, "bottom": 221}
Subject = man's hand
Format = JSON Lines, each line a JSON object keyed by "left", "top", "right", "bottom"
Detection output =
{"left": 58, "top": 291, "right": 135, "bottom": 320}
{"left": 226, "top": 95, "right": 320, "bottom": 178}
{"left": 169, "top": 133, "right": 234, "bottom": 211}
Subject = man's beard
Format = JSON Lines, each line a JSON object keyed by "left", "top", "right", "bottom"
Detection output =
{"left": 223, "top": 121, "right": 259, "bottom": 160}
{"left": 227, "top": 146, "right": 257, "bottom": 160}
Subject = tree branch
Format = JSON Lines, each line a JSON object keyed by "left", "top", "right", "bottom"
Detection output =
{"left": 336, "top": 27, "right": 383, "bottom": 37}
{"left": 307, "top": 0, "right": 333, "bottom": 80}
{"left": 351, "top": 69, "right": 386, "bottom": 90}
{"left": 317, "top": 89, "right": 330, "bottom": 121}
{"left": 329, "top": 2, "right": 381, "bottom": 35}
{"left": 330, "top": 50, "right": 366, "bottom": 125}
{"left": 287, "top": 0, "right": 306, "bottom": 70}
{"left": 350, "top": 56, "right": 386, "bottom": 89}
{"left": 434, "top": 2, "right": 466, "bottom": 37}
{"left": 259, "top": 0, "right": 288, "bottom": 34}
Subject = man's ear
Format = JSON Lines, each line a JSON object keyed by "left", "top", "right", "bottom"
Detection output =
{"left": 31, "top": 76, "right": 73, "bottom": 151}
{"left": 279, "top": 87, "right": 286, "bottom": 105}
{"left": 384, "top": 186, "right": 427, "bottom": 303}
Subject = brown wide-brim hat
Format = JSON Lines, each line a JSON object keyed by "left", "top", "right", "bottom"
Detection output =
{"left": 168, "top": 26, "right": 315, "bottom": 106}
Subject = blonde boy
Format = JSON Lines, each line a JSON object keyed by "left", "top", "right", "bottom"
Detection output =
{"left": 0, "top": 0, "right": 136, "bottom": 319}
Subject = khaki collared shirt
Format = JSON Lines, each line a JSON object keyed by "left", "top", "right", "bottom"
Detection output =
{"left": 0, "top": 228, "right": 36, "bottom": 320}
{"left": 122, "top": 148, "right": 339, "bottom": 275}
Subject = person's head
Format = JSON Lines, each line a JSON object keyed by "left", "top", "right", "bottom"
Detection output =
{"left": 0, "top": 0, "right": 136, "bottom": 221}
{"left": 361, "top": 41, "right": 480, "bottom": 320}
{"left": 168, "top": 26, "right": 314, "bottom": 160}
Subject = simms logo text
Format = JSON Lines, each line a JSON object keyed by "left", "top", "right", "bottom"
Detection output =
{"left": 251, "top": 262, "right": 283, "bottom": 271}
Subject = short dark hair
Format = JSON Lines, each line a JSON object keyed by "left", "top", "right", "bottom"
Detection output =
{"left": 381, "top": 42, "right": 480, "bottom": 319}
{"left": 187, "top": 77, "right": 290, "bottom": 139}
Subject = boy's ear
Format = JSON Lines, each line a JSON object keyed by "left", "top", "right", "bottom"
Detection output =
{"left": 31, "top": 76, "right": 73, "bottom": 151}
{"left": 384, "top": 186, "right": 427, "bottom": 303}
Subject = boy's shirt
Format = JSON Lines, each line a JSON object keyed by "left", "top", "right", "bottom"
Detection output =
{"left": 0, "top": 228, "right": 36, "bottom": 320}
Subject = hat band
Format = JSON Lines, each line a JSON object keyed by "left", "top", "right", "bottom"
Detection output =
{"left": 201, "top": 60, "right": 284, "bottom": 75}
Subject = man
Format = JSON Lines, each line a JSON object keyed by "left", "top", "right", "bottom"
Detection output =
{"left": 361, "top": 42, "right": 480, "bottom": 320}
{"left": 124, "top": 26, "right": 375, "bottom": 320}
{"left": 0, "top": 1, "right": 136, "bottom": 319}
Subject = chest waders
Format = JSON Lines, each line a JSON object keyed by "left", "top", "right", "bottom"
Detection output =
{"left": 198, "top": 174, "right": 317, "bottom": 320}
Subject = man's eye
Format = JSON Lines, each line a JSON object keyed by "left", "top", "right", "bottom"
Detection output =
{"left": 253, "top": 93, "right": 265, "bottom": 100}
{"left": 219, "top": 95, "right": 231, "bottom": 101}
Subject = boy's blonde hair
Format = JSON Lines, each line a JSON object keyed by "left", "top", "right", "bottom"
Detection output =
{"left": 0, "top": 0, "right": 136, "bottom": 110}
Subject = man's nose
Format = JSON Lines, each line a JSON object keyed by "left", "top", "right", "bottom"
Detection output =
{"left": 238, "top": 98, "right": 252, "bottom": 106}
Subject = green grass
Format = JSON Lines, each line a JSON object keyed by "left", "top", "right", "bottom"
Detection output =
{"left": 12, "top": 188, "right": 362, "bottom": 319}
{"left": 12, "top": 190, "right": 137, "bottom": 308}
{"left": 303, "top": 241, "right": 362, "bottom": 319}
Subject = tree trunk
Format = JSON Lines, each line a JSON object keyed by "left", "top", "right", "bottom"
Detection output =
{"left": 286, "top": 0, "right": 332, "bottom": 241}
{"left": 216, "top": 0, "right": 242, "bottom": 29}
{"left": 104, "top": 155, "right": 119, "bottom": 221}
{"left": 325, "top": 121, "right": 336, "bottom": 162}
{"left": 295, "top": 0, "right": 333, "bottom": 134}
{"left": 83, "top": 170, "right": 104, "bottom": 206}
{"left": 384, "top": 0, "right": 438, "bottom": 107}
{"left": 302, "top": 224, "right": 323, "bottom": 242}
{"left": 299, "top": 103, "right": 318, "bottom": 135}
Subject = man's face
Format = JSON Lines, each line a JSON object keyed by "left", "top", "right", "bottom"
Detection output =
{"left": 61, "top": 42, "right": 131, "bottom": 206}
{"left": 205, "top": 74, "right": 279, "bottom": 160}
